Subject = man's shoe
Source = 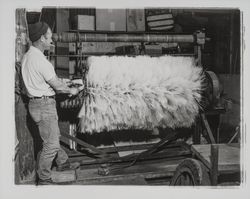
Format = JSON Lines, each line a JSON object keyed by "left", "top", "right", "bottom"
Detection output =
{"left": 57, "top": 161, "right": 80, "bottom": 171}
{"left": 37, "top": 178, "right": 58, "bottom": 185}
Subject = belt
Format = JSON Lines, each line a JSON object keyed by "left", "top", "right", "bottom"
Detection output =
{"left": 29, "top": 95, "right": 55, "bottom": 100}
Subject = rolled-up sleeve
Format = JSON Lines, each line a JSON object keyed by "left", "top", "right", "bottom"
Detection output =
{"left": 39, "top": 60, "right": 56, "bottom": 82}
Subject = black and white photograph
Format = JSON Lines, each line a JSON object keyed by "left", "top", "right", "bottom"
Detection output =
{"left": 0, "top": 0, "right": 250, "bottom": 199}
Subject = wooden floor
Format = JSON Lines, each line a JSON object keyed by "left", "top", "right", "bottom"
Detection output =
{"left": 51, "top": 158, "right": 182, "bottom": 185}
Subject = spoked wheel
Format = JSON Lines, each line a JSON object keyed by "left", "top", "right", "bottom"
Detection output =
{"left": 170, "top": 158, "right": 211, "bottom": 186}
{"left": 172, "top": 169, "right": 196, "bottom": 185}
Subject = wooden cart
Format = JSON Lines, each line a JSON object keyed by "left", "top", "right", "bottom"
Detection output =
{"left": 170, "top": 143, "right": 241, "bottom": 186}
{"left": 51, "top": 132, "right": 241, "bottom": 186}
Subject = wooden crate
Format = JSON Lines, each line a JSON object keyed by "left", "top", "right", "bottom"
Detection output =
{"left": 73, "top": 15, "right": 95, "bottom": 31}
{"left": 127, "top": 9, "right": 145, "bottom": 32}
{"left": 96, "top": 9, "right": 126, "bottom": 31}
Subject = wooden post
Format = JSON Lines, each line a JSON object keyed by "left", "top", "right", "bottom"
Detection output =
{"left": 15, "top": 95, "right": 37, "bottom": 183}
{"left": 15, "top": 9, "right": 36, "bottom": 184}
{"left": 229, "top": 12, "right": 234, "bottom": 74}
{"left": 201, "top": 113, "right": 216, "bottom": 144}
{"left": 193, "top": 115, "right": 201, "bottom": 144}
{"left": 216, "top": 114, "right": 221, "bottom": 143}
{"left": 210, "top": 144, "right": 219, "bottom": 185}
{"left": 55, "top": 9, "right": 70, "bottom": 76}
{"left": 197, "top": 45, "right": 202, "bottom": 67}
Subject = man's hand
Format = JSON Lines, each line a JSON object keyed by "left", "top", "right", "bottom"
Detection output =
{"left": 69, "top": 87, "right": 79, "bottom": 97}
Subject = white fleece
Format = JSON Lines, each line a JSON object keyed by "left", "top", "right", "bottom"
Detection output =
{"left": 78, "top": 55, "right": 204, "bottom": 134}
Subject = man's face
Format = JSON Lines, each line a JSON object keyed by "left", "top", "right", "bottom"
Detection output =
{"left": 41, "top": 28, "right": 53, "bottom": 51}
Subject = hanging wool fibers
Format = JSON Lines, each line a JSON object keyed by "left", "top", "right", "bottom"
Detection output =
{"left": 78, "top": 55, "right": 204, "bottom": 134}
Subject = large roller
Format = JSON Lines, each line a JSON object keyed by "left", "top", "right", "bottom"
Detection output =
{"left": 52, "top": 31, "right": 206, "bottom": 44}
{"left": 68, "top": 55, "right": 205, "bottom": 134}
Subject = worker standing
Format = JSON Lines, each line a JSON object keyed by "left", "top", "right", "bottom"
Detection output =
{"left": 21, "top": 22, "right": 80, "bottom": 185}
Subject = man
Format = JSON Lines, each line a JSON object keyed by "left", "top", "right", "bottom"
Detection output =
{"left": 21, "top": 22, "right": 80, "bottom": 185}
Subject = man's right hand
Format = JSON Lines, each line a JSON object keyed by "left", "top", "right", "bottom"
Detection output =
{"left": 69, "top": 87, "right": 79, "bottom": 96}
{"left": 47, "top": 76, "right": 82, "bottom": 96}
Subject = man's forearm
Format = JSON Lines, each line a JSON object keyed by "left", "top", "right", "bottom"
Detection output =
{"left": 47, "top": 76, "right": 71, "bottom": 94}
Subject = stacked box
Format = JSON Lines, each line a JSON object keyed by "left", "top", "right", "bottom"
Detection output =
{"left": 74, "top": 15, "right": 95, "bottom": 31}
{"left": 96, "top": 9, "right": 126, "bottom": 31}
{"left": 146, "top": 13, "right": 174, "bottom": 31}
{"left": 69, "top": 43, "right": 76, "bottom": 53}
{"left": 127, "top": 9, "right": 145, "bottom": 32}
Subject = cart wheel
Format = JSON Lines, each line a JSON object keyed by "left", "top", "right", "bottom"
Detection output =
{"left": 170, "top": 158, "right": 211, "bottom": 186}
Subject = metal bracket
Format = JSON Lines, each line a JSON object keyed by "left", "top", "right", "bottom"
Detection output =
{"left": 195, "top": 30, "right": 206, "bottom": 46}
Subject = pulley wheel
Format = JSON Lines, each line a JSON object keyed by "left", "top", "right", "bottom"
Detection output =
{"left": 204, "top": 71, "right": 220, "bottom": 105}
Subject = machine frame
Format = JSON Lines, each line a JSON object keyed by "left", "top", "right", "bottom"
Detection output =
{"left": 51, "top": 30, "right": 240, "bottom": 186}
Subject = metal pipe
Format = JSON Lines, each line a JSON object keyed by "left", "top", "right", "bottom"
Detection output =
{"left": 53, "top": 32, "right": 195, "bottom": 43}
{"left": 50, "top": 53, "right": 195, "bottom": 57}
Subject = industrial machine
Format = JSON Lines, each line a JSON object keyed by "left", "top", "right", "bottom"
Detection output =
{"left": 47, "top": 30, "right": 240, "bottom": 186}
{"left": 13, "top": 7, "right": 241, "bottom": 186}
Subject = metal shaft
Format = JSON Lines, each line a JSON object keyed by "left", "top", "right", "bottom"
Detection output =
{"left": 53, "top": 32, "right": 195, "bottom": 43}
